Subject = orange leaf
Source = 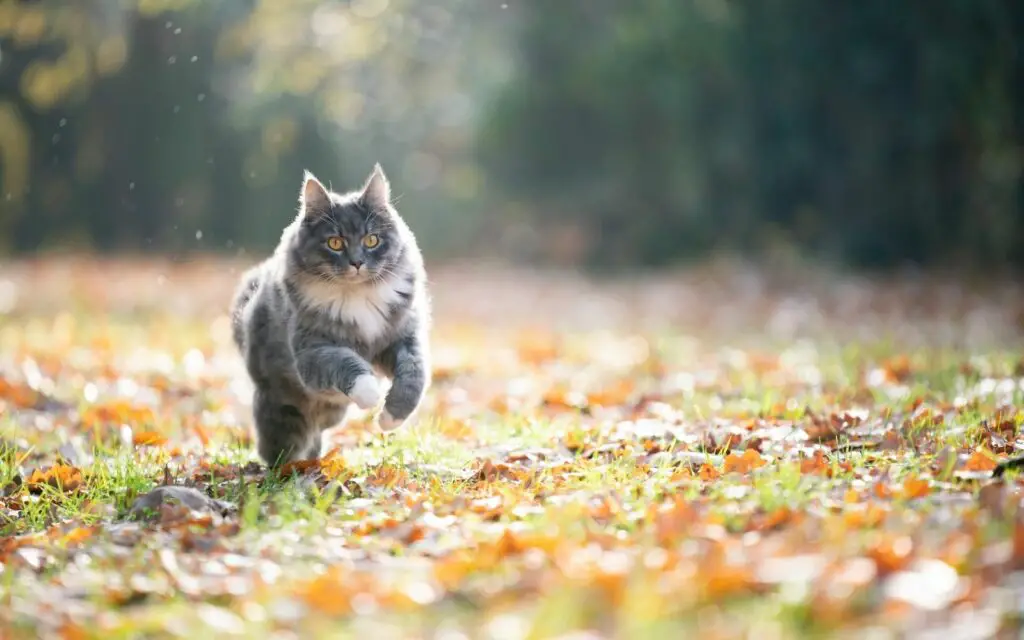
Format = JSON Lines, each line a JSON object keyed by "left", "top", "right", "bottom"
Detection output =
{"left": 298, "top": 568, "right": 351, "bottom": 615}
{"left": 843, "top": 502, "right": 887, "bottom": 529}
{"left": 495, "top": 529, "right": 524, "bottom": 557}
{"left": 964, "top": 449, "right": 997, "bottom": 472}
{"left": 586, "top": 380, "right": 635, "bottom": 407}
{"left": 542, "top": 385, "right": 585, "bottom": 410}
{"left": 59, "top": 622, "right": 88, "bottom": 640}
{"left": 723, "top": 449, "right": 765, "bottom": 474}
{"left": 698, "top": 463, "right": 720, "bottom": 481}
{"left": 434, "top": 553, "right": 475, "bottom": 589}
{"left": 60, "top": 526, "right": 97, "bottom": 546}
{"left": 132, "top": 431, "right": 167, "bottom": 447}
{"left": 474, "top": 459, "right": 527, "bottom": 483}
{"left": 901, "top": 475, "right": 930, "bottom": 499}
{"left": 193, "top": 425, "right": 212, "bottom": 446}
{"left": 320, "top": 456, "right": 349, "bottom": 481}
{"left": 882, "top": 355, "right": 913, "bottom": 383}
{"left": 515, "top": 330, "right": 560, "bottom": 365}
{"left": 367, "top": 463, "right": 408, "bottom": 488}
{"left": 754, "top": 507, "right": 792, "bottom": 531}
{"left": 868, "top": 535, "right": 913, "bottom": 574}
{"left": 873, "top": 482, "right": 892, "bottom": 499}
{"left": 438, "top": 418, "right": 475, "bottom": 439}
{"left": 27, "top": 464, "right": 83, "bottom": 493}
{"left": 800, "top": 450, "right": 830, "bottom": 475}
{"left": 0, "top": 376, "right": 39, "bottom": 409}
{"left": 81, "top": 400, "right": 156, "bottom": 430}
{"left": 669, "top": 466, "right": 694, "bottom": 482}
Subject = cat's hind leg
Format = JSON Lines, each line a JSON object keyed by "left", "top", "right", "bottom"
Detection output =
{"left": 253, "top": 390, "right": 318, "bottom": 468}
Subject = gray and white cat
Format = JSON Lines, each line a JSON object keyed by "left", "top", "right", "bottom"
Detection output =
{"left": 230, "top": 165, "right": 430, "bottom": 467}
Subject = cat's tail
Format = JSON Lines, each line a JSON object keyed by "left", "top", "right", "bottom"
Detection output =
{"left": 230, "top": 266, "right": 262, "bottom": 351}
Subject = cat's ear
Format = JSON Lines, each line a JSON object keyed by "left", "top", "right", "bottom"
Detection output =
{"left": 360, "top": 163, "right": 391, "bottom": 212}
{"left": 300, "top": 170, "right": 331, "bottom": 218}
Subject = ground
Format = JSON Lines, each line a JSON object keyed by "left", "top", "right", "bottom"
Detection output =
{"left": 1, "top": 258, "right": 1024, "bottom": 638}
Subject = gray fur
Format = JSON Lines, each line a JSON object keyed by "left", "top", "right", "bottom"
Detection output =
{"left": 231, "top": 165, "right": 431, "bottom": 467}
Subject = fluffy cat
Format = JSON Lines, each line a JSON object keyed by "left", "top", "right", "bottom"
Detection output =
{"left": 230, "top": 165, "right": 430, "bottom": 467}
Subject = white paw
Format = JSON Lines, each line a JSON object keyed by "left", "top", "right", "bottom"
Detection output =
{"left": 347, "top": 375, "right": 382, "bottom": 409}
{"left": 378, "top": 410, "right": 406, "bottom": 432}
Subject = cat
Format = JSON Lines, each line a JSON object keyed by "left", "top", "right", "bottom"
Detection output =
{"left": 230, "top": 164, "right": 431, "bottom": 467}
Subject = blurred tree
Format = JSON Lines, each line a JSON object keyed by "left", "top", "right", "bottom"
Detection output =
{"left": 480, "top": 0, "right": 1024, "bottom": 270}
{"left": 0, "top": 0, "right": 513, "bottom": 257}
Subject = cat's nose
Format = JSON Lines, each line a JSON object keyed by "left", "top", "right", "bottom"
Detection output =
{"left": 349, "top": 260, "right": 363, "bottom": 270}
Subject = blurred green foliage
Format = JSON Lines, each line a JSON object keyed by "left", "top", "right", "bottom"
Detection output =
{"left": 0, "top": 0, "right": 508, "bottom": 256}
{"left": 481, "top": 0, "right": 1024, "bottom": 269}
{"left": 1, "top": 1, "right": 1022, "bottom": 270}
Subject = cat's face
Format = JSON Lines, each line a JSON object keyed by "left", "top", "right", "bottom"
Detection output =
{"left": 292, "top": 165, "right": 404, "bottom": 285}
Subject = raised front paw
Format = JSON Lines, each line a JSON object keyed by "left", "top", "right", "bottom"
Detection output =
{"left": 347, "top": 374, "right": 383, "bottom": 410}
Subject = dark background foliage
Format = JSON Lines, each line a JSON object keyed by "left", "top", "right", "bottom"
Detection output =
{"left": 1, "top": 0, "right": 1022, "bottom": 271}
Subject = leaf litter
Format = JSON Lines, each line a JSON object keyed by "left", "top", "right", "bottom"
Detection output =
{"left": 1, "top": 259, "right": 1024, "bottom": 637}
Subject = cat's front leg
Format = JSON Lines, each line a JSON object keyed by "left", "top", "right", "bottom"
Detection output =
{"left": 294, "top": 343, "right": 382, "bottom": 410}
{"left": 377, "top": 335, "right": 429, "bottom": 432}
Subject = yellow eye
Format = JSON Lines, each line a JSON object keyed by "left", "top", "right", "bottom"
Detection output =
{"left": 362, "top": 234, "right": 380, "bottom": 248}
{"left": 326, "top": 236, "right": 345, "bottom": 251}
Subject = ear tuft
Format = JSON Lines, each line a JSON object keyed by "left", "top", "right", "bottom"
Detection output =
{"left": 300, "top": 170, "right": 332, "bottom": 217}
{"left": 361, "top": 163, "right": 391, "bottom": 211}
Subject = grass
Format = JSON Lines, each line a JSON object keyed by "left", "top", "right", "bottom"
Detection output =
{"left": 1, "top": 258, "right": 1024, "bottom": 638}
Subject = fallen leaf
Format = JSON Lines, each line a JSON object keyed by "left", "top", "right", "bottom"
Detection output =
{"left": 901, "top": 475, "right": 930, "bottom": 499}
{"left": 132, "top": 431, "right": 168, "bottom": 447}
{"left": 26, "top": 465, "right": 83, "bottom": 493}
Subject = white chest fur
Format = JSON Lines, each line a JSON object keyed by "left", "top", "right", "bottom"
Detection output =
{"left": 299, "top": 276, "right": 410, "bottom": 343}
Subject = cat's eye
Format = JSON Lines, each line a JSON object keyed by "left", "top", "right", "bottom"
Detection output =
{"left": 326, "top": 236, "right": 345, "bottom": 251}
{"left": 362, "top": 234, "right": 380, "bottom": 249}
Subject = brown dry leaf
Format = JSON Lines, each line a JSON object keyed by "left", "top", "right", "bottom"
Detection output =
{"left": 469, "top": 495, "right": 506, "bottom": 519}
{"left": 278, "top": 459, "right": 321, "bottom": 476}
{"left": 882, "top": 355, "right": 913, "bottom": 383}
{"left": 1013, "top": 515, "right": 1024, "bottom": 569}
{"left": 650, "top": 496, "right": 698, "bottom": 546}
{"left": 804, "top": 412, "right": 848, "bottom": 444}
{"left": 474, "top": 459, "right": 527, "bottom": 483}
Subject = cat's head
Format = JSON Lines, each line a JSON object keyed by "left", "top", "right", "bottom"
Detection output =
{"left": 290, "top": 165, "right": 406, "bottom": 285}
